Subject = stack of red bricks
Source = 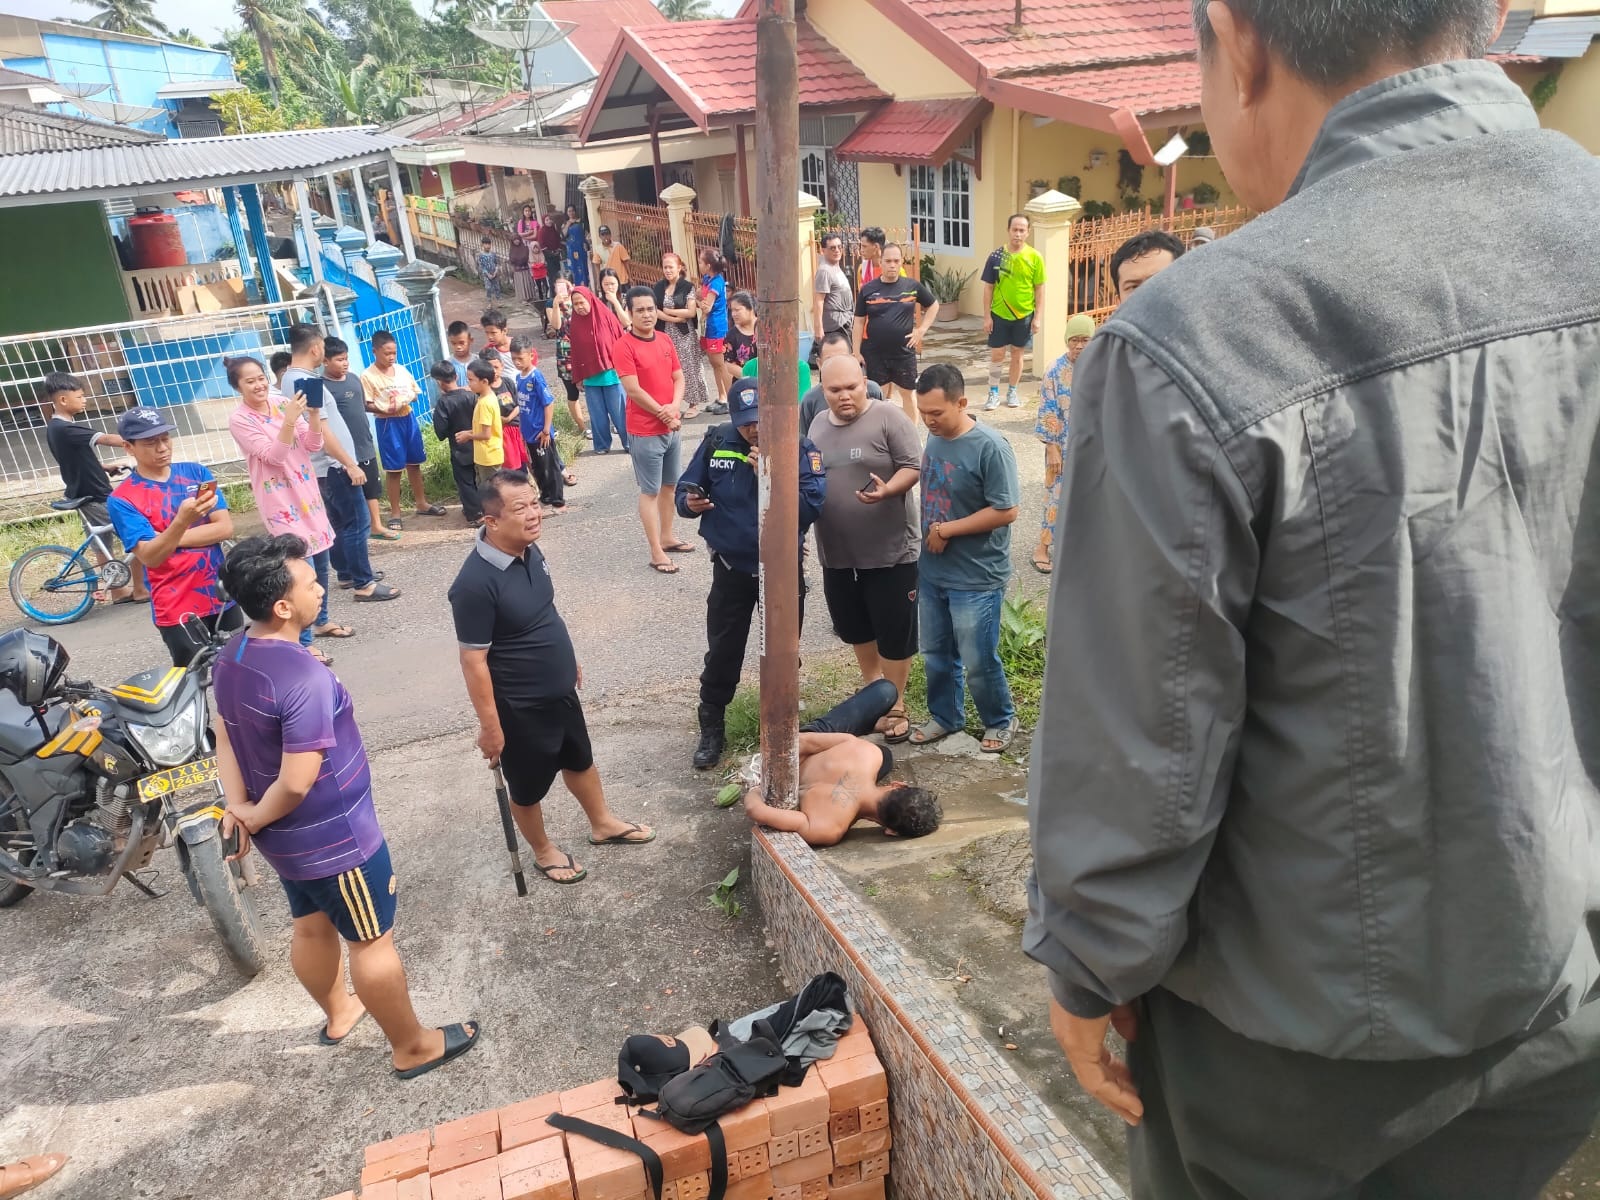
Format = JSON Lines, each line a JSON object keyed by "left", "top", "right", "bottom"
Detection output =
{"left": 324, "top": 1019, "right": 890, "bottom": 1200}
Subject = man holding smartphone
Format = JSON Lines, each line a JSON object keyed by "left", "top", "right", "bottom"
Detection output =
{"left": 675, "top": 378, "right": 826, "bottom": 769}
{"left": 106, "top": 408, "right": 239, "bottom": 667}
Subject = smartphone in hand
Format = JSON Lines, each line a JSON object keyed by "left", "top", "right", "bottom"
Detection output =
{"left": 196, "top": 479, "right": 217, "bottom": 503}
{"left": 293, "top": 377, "right": 325, "bottom": 409}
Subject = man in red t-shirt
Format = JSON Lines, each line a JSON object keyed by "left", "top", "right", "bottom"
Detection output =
{"left": 613, "top": 286, "right": 695, "bottom": 574}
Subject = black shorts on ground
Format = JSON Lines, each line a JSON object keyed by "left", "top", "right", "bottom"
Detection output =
{"left": 279, "top": 840, "right": 397, "bottom": 942}
{"left": 987, "top": 314, "right": 1033, "bottom": 349}
{"left": 822, "top": 562, "right": 919, "bottom": 661}
{"left": 357, "top": 458, "right": 384, "bottom": 502}
{"left": 861, "top": 344, "right": 919, "bottom": 391}
{"left": 159, "top": 605, "right": 244, "bottom": 668}
{"left": 496, "top": 692, "right": 595, "bottom": 807}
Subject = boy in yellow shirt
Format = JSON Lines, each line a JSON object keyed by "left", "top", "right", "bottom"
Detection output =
{"left": 466, "top": 360, "right": 504, "bottom": 488}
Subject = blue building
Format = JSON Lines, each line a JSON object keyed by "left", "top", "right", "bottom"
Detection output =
{"left": 0, "top": 13, "right": 239, "bottom": 139}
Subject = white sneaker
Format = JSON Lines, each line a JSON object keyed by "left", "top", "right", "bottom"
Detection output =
{"left": 983, "top": 388, "right": 1001, "bottom": 411}
{"left": 1006, "top": 388, "right": 1021, "bottom": 408}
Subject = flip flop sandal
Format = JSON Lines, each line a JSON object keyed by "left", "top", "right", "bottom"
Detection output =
{"left": 314, "top": 623, "right": 357, "bottom": 638}
{"left": 339, "top": 571, "right": 386, "bottom": 589}
{"left": 649, "top": 561, "right": 680, "bottom": 574}
{"left": 353, "top": 583, "right": 402, "bottom": 602}
{"left": 113, "top": 594, "right": 144, "bottom": 605}
{"left": 664, "top": 542, "right": 698, "bottom": 554}
{"left": 394, "top": 1020, "right": 482, "bottom": 1080}
{"left": 908, "top": 720, "right": 956, "bottom": 746}
{"left": 415, "top": 504, "right": 448, "bottom": 517}
{"left": 1032, "top": 556, "right": 1053, "bottom": 574}
{"left": 981, "top": 718, "right": 1020, "bottom": 753}
{"left": 877, "top": 708, "right": 912, "bottom": 744}
{"left": 588, "top": 822, "right": 656, "bottom": 846}
{"left": 0, "top": 1153, "right": 68, "bottom": 1199}
{"left": 535, "top": 852, "right": 588, "bottom": 885}
{"left": 309, "top": 648, "right": 334, "bottom": 667}
{"left": 318, "top": 1007, "right": 370, "bottom": 1046}
{"left": 386, "top": 516, "right": 405, "bottom": 530}
{"left": 563, "top": 471, "right": 578, "bottom": 486}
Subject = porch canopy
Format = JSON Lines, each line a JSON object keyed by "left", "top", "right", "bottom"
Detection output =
{"left": 834, "top": 96, "right": 991, "bottom": 166}
{"left": 0, "top": 125, "right": 416, "bottom": 208}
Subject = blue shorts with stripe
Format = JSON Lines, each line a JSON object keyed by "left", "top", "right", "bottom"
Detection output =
{"left": 279, "top": 840, "right": 397, "bottom": 942}
{"left": 375, "top": 414, "right": 426, "bottom": 471}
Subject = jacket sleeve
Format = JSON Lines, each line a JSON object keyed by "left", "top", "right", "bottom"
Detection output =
{"left": 229, "top": 406, "right": 299, "bottom": 468}
{"left": 432, "top": 397, "right": 451, "bottom": 443}
{"left": 798, "top": 437, "right": 827, "bottom": 531}
{"left": 1022, "top": 334, "right": 1257, "bottom": 1018}
{"left": 675, "top": 428, "right": 715, "bottom": 519}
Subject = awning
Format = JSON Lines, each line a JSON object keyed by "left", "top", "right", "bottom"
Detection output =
{"left": 155, "top": 79, "right": 243, "bottom": 100}
{"left": 833, "top": 97, "right": 990, "bottom": 165}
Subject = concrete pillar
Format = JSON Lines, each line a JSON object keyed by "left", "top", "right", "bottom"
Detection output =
{"left": 531, "top": 172, "right": 553, "bottom": 214}
{"left": 546, "top": 170, "right": 569, "bottom": 213}
{"left": 323, "top": 171, "right": 345, "bottom": 225}
{"left": 578, "top": 175, "right": 609, "bottom": 243}
{"left": 488, "top": 166, "right": 511, "bottom": 219}
{"left": 797, "top": 190, "right": 822, "bottom": 352}
{"left": 396, "top": 258, "right": 448, "bottom": 369}
{"left": 294, "top": 179, "right": 326, "bottom": 286}
{"left": 349, "top": 166, "right": 378, "bottom": 247}
{"left": 365, "top": 238, "right": 404, "bottom": 295}
{"left": 1025, "top": 188, "right": 1084, "bottom": 377}
{"left": 301, "top": 280, "right": 360, "bottom": 344}
{"left": 385, "top": 158, "right": 418, "bottom": 262}
{"left": 660, "top": 181, "right": 697, "bottom": 270}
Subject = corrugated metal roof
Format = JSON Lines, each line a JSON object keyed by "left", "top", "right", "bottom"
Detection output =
{"left": 0, "top": 103, "right": 160, "bottom": 155}
{"left": 0, "top": 125, "right": 413, "bottom": 204}
{"left": 0, "top": 67, "right": 56, "bottom": 90}
{"left": 1515, "top": 16, "right": 1600, "bottom": 57}
{"left": 1488, "top": 8, "right": 1537, "bottom": 54}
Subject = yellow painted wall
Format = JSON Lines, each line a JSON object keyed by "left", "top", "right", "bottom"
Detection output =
{"left": 1536, "top": 0, "right": 1600, "bottom": 14}
{"left": 1526, "top": 55, "right": 1600, "bottom": 154}
{"left": 803, "top": 0, "right": 968, "bottom": 98}
{"left": 1016, "top": 117, "right": 1237, "bottom": 209}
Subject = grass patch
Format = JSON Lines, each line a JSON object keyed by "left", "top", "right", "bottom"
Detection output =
{"left": 724, "top": 655, "right": 861, "bottom": 756}
{"left": 0, "top": 516, "right": 84, "bottom": 571}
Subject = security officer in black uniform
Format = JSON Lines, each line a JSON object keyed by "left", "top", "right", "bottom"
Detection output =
{"left": 677, "top": 377, "right": 826, "bottom": 769}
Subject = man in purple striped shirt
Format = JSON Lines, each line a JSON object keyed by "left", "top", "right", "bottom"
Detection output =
{"left": 214, "top": 534, "right": 479, "bottom": 1080}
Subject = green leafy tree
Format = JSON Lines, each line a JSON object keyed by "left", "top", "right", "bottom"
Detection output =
{"left": 82, "top": 0, "right": 171, "bottom": 37}
{"left": 656, "top": 0, "right": 716, "bottom": 18}
{"left": 172, "top": 27, "right": 208, "bottom": 46}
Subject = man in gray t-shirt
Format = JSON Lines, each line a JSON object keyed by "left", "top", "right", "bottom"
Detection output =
{"left": 801, "top": 329, "right": 882, "bottom": 430}
{"left": 813, "top": 232, "right": 855, "bottom": 345}
{"left": 807, "top": 356, "right": 923, "bottom": 742}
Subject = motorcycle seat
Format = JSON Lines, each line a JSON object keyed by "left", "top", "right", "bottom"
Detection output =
{"left": 49, "top": 498, "right": 91, "bottom": 512}
{"left": 107, "top": 665, "right": 189, "bottom": 716}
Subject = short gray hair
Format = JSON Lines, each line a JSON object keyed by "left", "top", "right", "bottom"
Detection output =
{"left": 1192, "top": 0, "right": 1503, "bottom": 88}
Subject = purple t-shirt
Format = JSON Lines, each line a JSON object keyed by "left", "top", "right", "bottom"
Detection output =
{"left": 212, "top": 633, "right": 382, "bottom": 881}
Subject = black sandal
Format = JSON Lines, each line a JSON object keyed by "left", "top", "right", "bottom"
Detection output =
{"left": 393, "top": 1020, "right": 481, "bottom": 1079}
{"left": 535, "top": 851, "right": 587, "bottom": 885}
{"left": 587, "top": 822, "right": 655, "bottom": 846}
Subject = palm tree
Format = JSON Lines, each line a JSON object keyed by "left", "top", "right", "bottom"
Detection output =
{"left": 655, "top": 0, "right": 716, "bottom": 20}
{"left": 82, "top": 0, "right": 171, "bottom": 37}
{"left": 235, "top": 0, "right": 325, "bottom": 106}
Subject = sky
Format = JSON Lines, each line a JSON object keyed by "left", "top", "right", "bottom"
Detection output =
{"left": 0, "top": 0, "right": 741, "bottom": 44}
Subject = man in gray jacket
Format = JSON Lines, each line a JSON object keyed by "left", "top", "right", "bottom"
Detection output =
{"left": 1024, "top": 2, "right": 1600, "bottom": 1196}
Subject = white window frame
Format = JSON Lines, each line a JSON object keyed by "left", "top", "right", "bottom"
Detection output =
{"left": 800, "top": 147, "right": 829, "bottom": 208}
{"left": 907, "top": 134, "right": 976, "bottom": 254}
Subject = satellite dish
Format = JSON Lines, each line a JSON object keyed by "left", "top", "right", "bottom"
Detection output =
{"left": 54, "top": 79, "right": 111, "bottom": 101}
{"left": 469, "top": 14, "right": 577, "bottom": 136}
{"left": 74, "top": 98, "right": 166, "bottom": 126}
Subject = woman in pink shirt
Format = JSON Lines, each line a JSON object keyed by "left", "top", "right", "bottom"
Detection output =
{"left": 225, "top": 356, "right": 344, "bottom": 657}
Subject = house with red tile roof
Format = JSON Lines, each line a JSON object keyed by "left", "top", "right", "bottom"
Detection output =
{"left": 577, "top": 0, "right": 1239, "bottom": 312}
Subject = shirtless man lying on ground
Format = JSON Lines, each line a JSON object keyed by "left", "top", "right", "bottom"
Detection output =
{"left": 741, "top": 680, "right": 943, "bottom": 847}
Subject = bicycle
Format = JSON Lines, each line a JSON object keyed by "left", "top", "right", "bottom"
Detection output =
{"left": 8, "top": 493, "right": 133, "bottom": 626}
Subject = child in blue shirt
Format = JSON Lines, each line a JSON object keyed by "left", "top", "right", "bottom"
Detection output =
{"left": 510, "top": 336, "right": 566, "bottom": 510}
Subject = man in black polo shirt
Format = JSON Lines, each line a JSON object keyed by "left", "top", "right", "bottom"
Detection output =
{"left": 448, "top": 470, "right": 654, "bottom": 885}
{"left": 852, "top": 243, "right": 938, "bottom": 425}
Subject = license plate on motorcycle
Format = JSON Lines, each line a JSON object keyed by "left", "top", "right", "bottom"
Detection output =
{"left": 137, "top": 758, "right": 218, "bottom": 801}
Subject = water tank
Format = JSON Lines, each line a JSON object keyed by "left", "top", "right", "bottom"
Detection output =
{"left": 128, "top": 210, "right": 186, "bottom": 269}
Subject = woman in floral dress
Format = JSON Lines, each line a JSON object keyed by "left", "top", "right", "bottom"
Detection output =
{"left": 1032, "top": 314, "right": 1096, "bottom": 574}
{"left": 225, "top": 355, "right": 343, "bottom": 659}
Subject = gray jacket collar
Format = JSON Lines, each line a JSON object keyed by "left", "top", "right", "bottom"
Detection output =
{"left": 473, "top": 527, "right": 526, "bottom": 570}
{"left": 1291, "top": 60, "right": 1538, "bottom": 198}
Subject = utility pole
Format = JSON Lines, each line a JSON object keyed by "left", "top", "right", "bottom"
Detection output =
{"left": 755, "top": 0, "right": 801, "bottom": 812}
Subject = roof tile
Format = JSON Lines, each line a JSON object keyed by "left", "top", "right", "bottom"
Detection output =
{"left": 835, "top": 97, "right": 989, "bottom": 162}
{"left": 541, "top": 0, "right": 666, "bottom": 73}
{"left": 1014, "top": 59, "right": 1200, "bottom": 115}
{"left": 900, "top": 0, "right": 1196, "bottom": 74}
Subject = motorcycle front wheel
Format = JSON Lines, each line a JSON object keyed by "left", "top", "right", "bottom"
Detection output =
{"left": 0, "top": 802, "right": 33, "bottom": 908}
{"left": 183, "top": 834, "right": 265, "bottom": 977}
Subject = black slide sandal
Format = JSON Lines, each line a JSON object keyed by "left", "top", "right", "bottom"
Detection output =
{"left": 394, "top": 1020, "right": 481, "bottom": 1079}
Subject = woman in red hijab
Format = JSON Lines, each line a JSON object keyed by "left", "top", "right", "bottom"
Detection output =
{"left": 567, "top": 285, "right": 630, "bottom": 454}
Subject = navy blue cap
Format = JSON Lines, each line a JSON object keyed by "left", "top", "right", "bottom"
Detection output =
{"left": 728, "top": 377, "right": 759, "bottom": 426}
{"left": 116, "top": 407, "right": 177, "bottom": 442}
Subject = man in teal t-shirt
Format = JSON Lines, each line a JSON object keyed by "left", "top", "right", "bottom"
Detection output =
{"left": 980, "top": 213, "right": 1047, "bottom": 411}
{"left": 910, "top": 363, "right": 1020, "bottom": 755}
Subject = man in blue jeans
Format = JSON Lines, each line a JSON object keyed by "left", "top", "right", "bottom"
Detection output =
{"left": 910, "top": 362, "right": 1019, "bottom": 753}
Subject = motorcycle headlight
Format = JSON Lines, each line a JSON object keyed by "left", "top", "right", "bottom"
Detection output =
{"left": 127, "top": 699, "right": 204, "bottom": 768}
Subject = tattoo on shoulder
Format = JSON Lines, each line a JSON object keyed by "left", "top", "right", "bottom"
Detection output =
{"left": 831, "top": 773, "right": 857, "bottom": 810}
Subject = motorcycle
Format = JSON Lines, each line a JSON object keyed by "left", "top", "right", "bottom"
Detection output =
{"left": 0, "top": 621, "right": 265, "bottom": 977}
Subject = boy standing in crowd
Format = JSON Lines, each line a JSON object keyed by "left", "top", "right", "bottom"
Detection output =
{"left": 430, "top": 360, "right": 484, "bottom": 525}
{"left": 106, "top": 408, "right": 239, "bottom": 666}
{"left": 446, "top": 321, "right": 477, "bottom": 388}
{"left": 323, "top": 338, "right": 399, "bottom": 542}
{"left": 510, "top": 336, "right": 566, "bottom": 511}
{"left": 361, "top": 330, "right": 446, "bottom": 529}
{"left": 466, "top": 360, "right": 505, "bottom": 490}
{"left": 910, "top": 363, "right": 1020, "bottom": 754}
{"left": 214, "top": 534, "right": 479, "bottom": 1079}
{"left": 42, "top": 371, "right": 147, "bottom": 605}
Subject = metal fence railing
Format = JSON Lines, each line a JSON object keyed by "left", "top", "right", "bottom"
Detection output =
{"left": 349, "top": 303, "right": 438, "bottom": 423}
{"left": 0, "top": 298, "right": 328, "bottom": 518}
{"left": 687, "top": 209, "right": 759, "bottom": 294}
{"left": 1067, "top": 203, "right": 1253, "bottom": 322}
{"left": 595, "top": 199, "right": 672, "bottom": 287}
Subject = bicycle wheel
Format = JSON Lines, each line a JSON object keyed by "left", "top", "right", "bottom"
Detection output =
{"left": 9, "top": 544, "right": 96, "bottom": 625}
